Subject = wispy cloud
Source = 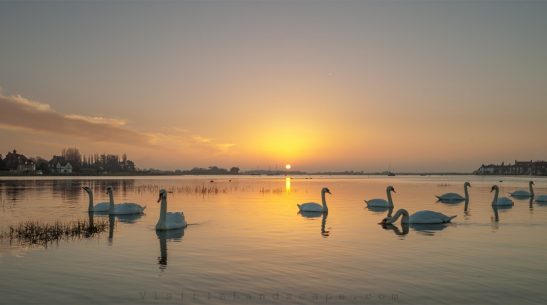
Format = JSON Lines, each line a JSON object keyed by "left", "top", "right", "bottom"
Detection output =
{"left": 0, "top": 91, "right": 233, "bottom": 154}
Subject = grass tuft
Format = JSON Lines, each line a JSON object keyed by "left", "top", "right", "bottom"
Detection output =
{"left": 1, "top": 218, "right": 109, "bottom": 247}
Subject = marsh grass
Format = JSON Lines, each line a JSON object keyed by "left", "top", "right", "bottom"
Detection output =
{"left": 119, "top": 182, "right": 294, "bottom": 197}
{"left": 1, "top": 218, "right": 109, "bottom": 247}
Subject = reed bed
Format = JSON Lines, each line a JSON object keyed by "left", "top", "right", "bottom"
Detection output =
{"left": 103, "top": 183, "right": 293, "bottom": 197}
{"left": 133, "top": 184, "right": 260, "bottom": 196}
{"left": 1, "top": 218, "right": 109, "bottom": 247}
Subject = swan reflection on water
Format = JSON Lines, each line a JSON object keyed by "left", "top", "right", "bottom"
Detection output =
{"left": 491, "top": 205, "right": 513, "bottom": 223}
{"left": 366, "top": 206, "right": 394, "bottom": 217}
{"left": 381, "top": 222, "right": 451, "bottom": 237}
{"left": 156, "top": 228, "right": 185, "bottom": 270}
{"left": 88, "top": 213, "right": 143, "bottom": 244}
{"left": 298, "top": 211, "right": 330, "bottom": 237}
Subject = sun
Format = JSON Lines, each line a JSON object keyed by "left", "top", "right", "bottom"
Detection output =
{"left": 285, "top": 164, "right": 292, "bottom": 170}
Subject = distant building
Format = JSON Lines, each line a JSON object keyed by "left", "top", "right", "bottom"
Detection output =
{"left": 17, "top": 160, "right": 36, "bottom": 173}
{"left": 3, "top": 150, "right": 35, "bottom": 173}
{"left": 475, "top": 160, "right": 547, "bottom": 176}
{"left": 49, "top": 156, "right": 73, "bottom": 174}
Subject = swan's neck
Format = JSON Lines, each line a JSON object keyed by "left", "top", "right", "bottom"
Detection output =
{"left": 86, "top": 191, "right": 94, "bottom": 211}
{"left": 529, "top": 182, "right": 534, "bottom": 196}
{"left": 386, "top": 189, "right": 394, "bottom": 206}
{"left": 492, "top": 188, "right": 499, "bottom": 205}
{"left": 159, "top": 235, "right": 167, "bottom": 267}
{"left": 464, "top": 184, "right": 469, "bottom": 201}
{"left": 321, "top": 213, "right": 328, "bottom": 237}
{"left": 321, "top": 191, "right": 328, "bottom": 211}
{"left": 493, "top": 207, "right": 499, "bottom": 222}
{"left": 386, "top": 209, "right": 409, "bottom": 224}
{"left": 108, "top": 215, "right": 115, "bottom": 241}
{"left": 158, "top": 197, "right": 167, "bottom": 227}
{"left": 108, "top": 191, "right": 115, "bottom": 212}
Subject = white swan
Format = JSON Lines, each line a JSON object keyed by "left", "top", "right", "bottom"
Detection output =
{"left": 436, "top": 182, "right": 471, "bottom": 203}
{"left": 491, "top": 185, "right": 514, "bottom": 206}
{"left": 509, "top": 181, "right": 534, "bottom": 198}
{"left": 535, "top": 195, "right": 547, "bottom": 203}
{"left": 82, "top": 186, "right": 110, "bottom": 212}
{"left": 380, "top": 208, "right": 456, "bottom": 224}
{"left": 365, "top": 186, "right": 395, "bottom": 207}
{"left": 156, "top": 189, "right": 187, "bottom": 230}
{"left": 106, "top": 186, "right": 146, "bottom": 215}
{"left": 297, "top": 187, "right": 330, "bottom": 213}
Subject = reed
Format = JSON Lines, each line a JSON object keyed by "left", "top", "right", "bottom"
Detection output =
{"left": 1, "top": 218, "right": 109, "bottom": 247}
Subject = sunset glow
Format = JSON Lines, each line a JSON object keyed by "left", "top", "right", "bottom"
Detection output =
{"left": 0, "top": 1, "right": 546, "bottom": 172}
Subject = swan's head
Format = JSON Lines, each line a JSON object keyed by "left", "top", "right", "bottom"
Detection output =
{"left": 157, "top": 189, "right": 167, "bottom": 203}
{"left": 322, "top": 187, "right": 331, "bottom": 195}
{"left": 82, "top": 186, "right": 91, "bottom": 193}
{"left": 530, "top": 181, "right": 535, "bottom": 185}
{"left": 379, "top": 216, "right": 391, "bottom": 224}
{"left": 464, "top": 182, "right": 471, "bottom": 188}
{"left": 106, "top": 186, "right": 113, "bottom": 194}
{"left": 491, "top": 185, "right": 499, "bottom": 192}
{"left": 387, "top": 185, "right": 396, "bottom": 193}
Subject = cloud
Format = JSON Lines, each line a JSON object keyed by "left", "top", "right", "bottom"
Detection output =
{"left": 64, "top": 114, "right": 127, "bottom": 126}
{"left": 147, "top": 130, "right": 234, "bottom": 154}
{"left": 0, "top": 91, "right": 233, "bottom": 154}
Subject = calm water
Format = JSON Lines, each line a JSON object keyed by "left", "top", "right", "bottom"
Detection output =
{"left": 1, "top": 175, "right": 547, "bottom": 305}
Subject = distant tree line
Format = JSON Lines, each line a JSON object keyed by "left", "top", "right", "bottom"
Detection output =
{"left": 174, "top": 166, "right": 240, "bottom": 175}
{"left": 0, "top": 148, "right": 137, "bottom": 175}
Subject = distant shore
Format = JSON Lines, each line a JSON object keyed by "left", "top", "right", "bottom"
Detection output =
{"left": 0, "top": 171, "right": 474, "bottom": 177}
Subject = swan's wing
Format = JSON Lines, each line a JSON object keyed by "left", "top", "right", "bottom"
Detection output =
{"left": 365, "top": 199, "right": 391, "bottom": 207}
{"left": 93, "top": 202, "right": 110, "bottom": 212}
{"left": 164, "top": 212, "right": 187, "bottom": 229}
{"left": 535, "top": 195, "right": 547, "bottom": 203}
{"left": 411, "top": 211, "right": 455, "bottom": 223}
{"left": 114, "top": 202, "right": 145, "bottom": 214}
{"left": 298, "top": 202, "right": 323, "bottom": 211}
{"left": 498, "top": 197, "right": 514, "bottom": 205}
{"left": 166, "top": 212, "right": 186, "bottom": 223}
{"left": 509, "top": 190, "right": 530, "bottom": 197}
{"left": 440, "top": 192, "right": 464, "bottom": 199}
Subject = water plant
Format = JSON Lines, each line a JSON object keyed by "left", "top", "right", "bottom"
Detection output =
{"left": 1, "top": 217, "right": 109, "bottom": 247}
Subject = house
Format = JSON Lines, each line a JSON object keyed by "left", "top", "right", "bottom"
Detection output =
{"left": 49, "top": 156, "right": 73, "bottom": 174}
{"left": 3, "top": 150, "right": 35, "bottom": 173}
{"left": 475, "top": 160, "right": 547, "bottom": 176}
{"left": 17, "top": 160, "right": 36, "bottom": 173}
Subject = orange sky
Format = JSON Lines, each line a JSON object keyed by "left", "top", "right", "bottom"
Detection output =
{"left": 1, "top": 1, "right": 546, "bottom": 172}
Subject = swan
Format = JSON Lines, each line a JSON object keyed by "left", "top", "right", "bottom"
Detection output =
{"left": 436, "top": 182, "right": 470, "bottom": 203}
{"left": 297, "top": 187, "right": 330, "bottom": 213}
{"left": 380, "top": 209, "right": 456, "bottom": 224}
{"left": 509, "top": 181, "right": 534, "bottom": 198}
{"left": 106, "top": 186, "right": 146, "bottom": 215}
{"left": 82, "top": 186, "right": 110, "bottom": 212}
{"left": 156, "top": 189, "right": 187, "bottom": 230}
{"left": 535, "top": 195, "right": 547, "bottom": 203}
{"left": 491, "top": 185, "right": 514, "bottom": 206}
{"left": 365, "top": 186, "right": 395, "bottom": 208}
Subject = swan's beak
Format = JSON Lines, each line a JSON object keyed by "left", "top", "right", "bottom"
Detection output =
{"left": 157, "top": 195, "right": 162, "bottom": 203}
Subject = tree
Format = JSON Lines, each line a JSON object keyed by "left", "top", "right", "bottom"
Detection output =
{"left": 62, "top": 148, "right": 82, "bottom": 170}
{"left": 229, "top": 167, "right": 240, "bottom": 174}
{"left": 0, "top": 154, "right": 7, "bottom": 170}
{"left": 35, "top": 157, "right": 49, "bottom": 173}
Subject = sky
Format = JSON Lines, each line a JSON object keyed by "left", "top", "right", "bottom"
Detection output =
{"left": 1, "top": 0, "right": 546, "bottom": 172}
